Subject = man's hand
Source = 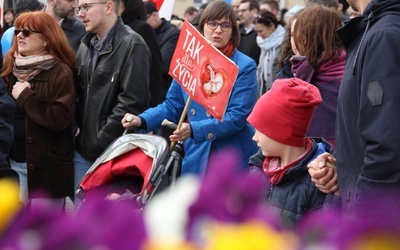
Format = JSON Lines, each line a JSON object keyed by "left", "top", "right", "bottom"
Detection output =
{"left": 121, "top": 113, "right": 141, "bottom": 129}
{"left": 308, "top": 152, "right": 339, "bottom": 195}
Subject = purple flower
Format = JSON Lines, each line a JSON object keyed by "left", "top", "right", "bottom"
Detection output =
{"left": 0, "top": 195, "right": 147, "bottom": 250}
{"left": 186, "top": 149, "right": 281, "bottom": 243}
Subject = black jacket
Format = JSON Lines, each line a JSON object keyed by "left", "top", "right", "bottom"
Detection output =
{"left": 124, "top": 18, "right": 163, "bottom": 107}
{"left": 0, "top": 78, "right": 14, "bottom": 166}
{"left": 61, "top": 17, "right": 86, "bottom": 54}
{"left": 336, "top": 0, "right": 400, "bottom": 211}
{"left": 249, "top": 138, "right": 332, "bottom": 227}
{"left": 0, "top": 77, "right": 17, "bottom": 182}
{"left": 75, "top": 18, "right": 151, "bottom": 161}
{"left": 237, "top": 25, "right": 260, "bottom": 65}
{"left": 155, "top": 18, "right": 180, "bottom": 100}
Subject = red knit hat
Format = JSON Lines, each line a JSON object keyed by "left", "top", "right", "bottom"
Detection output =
{"left": 247, "top": 78, "right": 322, "bottom": 147}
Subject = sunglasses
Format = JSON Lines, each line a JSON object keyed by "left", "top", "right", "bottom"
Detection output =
{"left": 14, "top": 29, "right": 42, "bottom": 37}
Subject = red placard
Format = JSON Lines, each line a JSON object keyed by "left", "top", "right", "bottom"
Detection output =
{"left": 168, "top": 21, "right": 239, "bottom": 121}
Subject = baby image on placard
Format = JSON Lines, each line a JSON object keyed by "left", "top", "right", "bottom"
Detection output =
{"left": 200, "top": 57, "right": 229, "bottom": 99}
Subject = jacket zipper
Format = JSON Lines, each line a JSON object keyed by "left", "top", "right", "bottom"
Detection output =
{"left": 268, "top": 184, "right": 274, "bottom": 203}
{"left": 80, "top": 48, "right": 112, "bottom": 157}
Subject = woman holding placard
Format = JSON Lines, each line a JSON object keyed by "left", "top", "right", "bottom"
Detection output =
{"left": 122, "top": 0, "right": 258, "bottom": 175}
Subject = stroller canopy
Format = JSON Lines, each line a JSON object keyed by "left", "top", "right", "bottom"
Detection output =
{"left": 79, "top": 134, "right": 169, "bottom": 198}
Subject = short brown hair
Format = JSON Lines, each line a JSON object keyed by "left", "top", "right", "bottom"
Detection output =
{"left": 260, "top": 0, "right": 280, "bottom": 13}
{"left": 198, "top": 1, "right": 240, "bottom": 49}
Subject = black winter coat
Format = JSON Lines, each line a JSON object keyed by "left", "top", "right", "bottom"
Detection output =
{"left": 155, "top": 18, "right": 180, "bottom": 101}
{"left": 61, "top": 17, "right": 86, "bottom": 55}
{"left": 0, "top": 78, "right": 14, "bottom": 166}
{"left": 124, "top": 18, "right": 163, "bottom": 107}
{"left": 237, "top": 25, "right": 260, "bottom": 65}
{"left": 336, "top": 0, "right": 400, "bottom": 212}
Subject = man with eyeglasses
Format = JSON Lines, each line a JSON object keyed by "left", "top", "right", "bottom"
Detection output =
{"left": 237, "top": 0, "right": 261, "bottom": 65}
{"left": 45, "top": 0, "right": 86, "bottom": 54}
{"left": 73, "top": 0, "right": 151, "bottom": 200}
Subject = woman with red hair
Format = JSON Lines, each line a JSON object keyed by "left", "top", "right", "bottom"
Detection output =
{"left": 1, "top": 11, "right": 75, "bottom": 210}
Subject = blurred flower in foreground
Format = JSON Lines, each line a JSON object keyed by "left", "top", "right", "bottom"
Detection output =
{"left": 143, "top": 149, "right": 295, "bottom": 249}
{"left": 298, "top": 194, "right": 400, "bottom": 250}
{"left": 0, "top": 195, "right": 146, "bottom": 250}
{"left": 186, "top": 149, "right": 294, "bottom": 248}
{"left": 203, "top": 221, "right": 299, "bottom": 250}
{"left": 144, "top": 175, "right": 201, "bottom": 245}
{"left": 0, "top": 179, "right": 22, "bottom": 233}
{"left": 335, "top": 197, "right": 400, "bottom": 250}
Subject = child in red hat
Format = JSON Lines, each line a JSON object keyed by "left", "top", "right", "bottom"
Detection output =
{"left": 247, "top": 77, "right": 334, "bottom": 228}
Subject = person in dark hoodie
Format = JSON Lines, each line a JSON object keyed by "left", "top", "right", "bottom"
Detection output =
{"left": 144, "top": 1, "right": 180, "bottom": 101}
{"left": 0, "top": 78, "right": 17, "bottom": 182}
{"left": 308, "top": 0, "right": 400, "bottom": 215}
{"left": 120, "top": 0, "right": 163, "bottom": 108}
{"left": 247, "top": 77, "right": 333, "bottom": 228}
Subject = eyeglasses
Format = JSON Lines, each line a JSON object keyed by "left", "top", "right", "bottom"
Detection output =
{"left": 14, "top": 29, "right": 42, "bottom": 37}
{"left": 74, "top": 1, "right": 108, "bottom": 15}
{"left": 206, "top": 20, "right": 232, "bottom": 31}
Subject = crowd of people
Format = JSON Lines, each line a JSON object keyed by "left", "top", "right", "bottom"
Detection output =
{"left": 1, "top": 0, "right": 400, "bottom": 245}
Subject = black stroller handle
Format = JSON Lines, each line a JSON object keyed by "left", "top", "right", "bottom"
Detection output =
{"left": 141, "top": 142, "right": 183, "bottom": 204}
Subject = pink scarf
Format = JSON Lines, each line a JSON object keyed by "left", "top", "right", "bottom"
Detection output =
{"left": 13, "top": 51, "right": 57, "bottom": 82}
{"left": 263, "top": 138, "right": 313, "bottom": 185}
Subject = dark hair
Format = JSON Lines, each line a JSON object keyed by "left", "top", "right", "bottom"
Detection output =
{"left": 199, "top": 3, "right": 208, "bottom": 11}
{"left": 293, "top": 6, "right": 343, "bottom": 69}
{"left": 184, "top": 6, "right": 198, "bottom": 16}
{"left": 338, "top": 0, "right": 349, "bottom": 14}
{"left": 260, "top": 0, "right": 280, "bottom": 13}
{"left": 198, "top": 1, "right": 240, "bottom": 48}
{"left": 240, "top": 0, "right": 260, "bottom": 12}
{"left": 121, "top": 0, "right": 146, "bottom": 22}
{"left": 305, "top": 0, "right": 339, "bottom": 9}
{"left": 171, "top": 14, "right": 183, "bottom": 21}
{"left": 253, "top": 10, "right": 282, "bottom": 28}
{"left": 3, "top": 8, "right": 15, "bottom": 30}
{"left": 1, "top": 12, "right": 75, "bottom": 79}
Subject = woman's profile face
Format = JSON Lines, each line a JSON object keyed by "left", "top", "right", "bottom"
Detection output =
{"left": 203, "top": 17, "right": 233, "bottom": 49}
{"left": 290, "top": 19, "right": 301, "bottom": 56}
{"left": 254, "top": 22, "right": 275, "bottom": 39}
{"left": 15, "top": 27, "right": 47, "bottom": 56}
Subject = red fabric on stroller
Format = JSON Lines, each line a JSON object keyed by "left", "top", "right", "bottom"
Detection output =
{"left": 76, "top": 134, "right": 170, "bottom": 204}
{"left": 80, "top": 148, "right": 153, "bottom": 194}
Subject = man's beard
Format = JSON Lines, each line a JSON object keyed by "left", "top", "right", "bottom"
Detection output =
{"left": 54, "top": 5, "right": 74, "bottom": 20}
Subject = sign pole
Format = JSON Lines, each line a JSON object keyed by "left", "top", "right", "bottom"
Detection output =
{"left": 169, "top": 97, "right": 191, "bottom": 153}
